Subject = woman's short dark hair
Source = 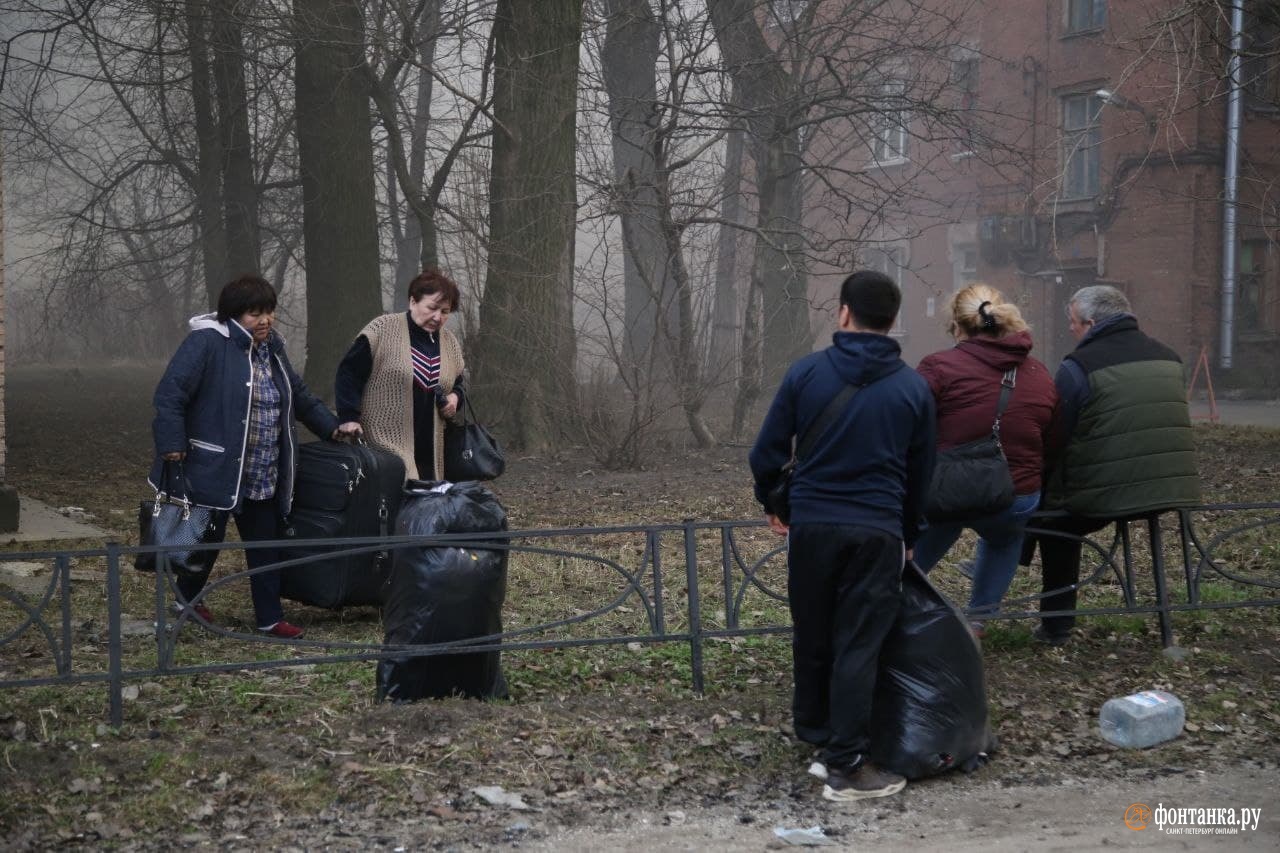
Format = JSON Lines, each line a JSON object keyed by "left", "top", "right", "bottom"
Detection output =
{"left": 216, "top": 274, "right": 277, "bottom": 322}
{"left": 407, "top": 268, "right": 460, "bottom": 311}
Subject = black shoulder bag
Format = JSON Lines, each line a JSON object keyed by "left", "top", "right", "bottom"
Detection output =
{"left": 766, "top": 383, "right": 862, "bottom": 524}
{"left": 924, "top": 367, "right": 1018, "bottom": 522}
{"left": 443, "top": 396, "right": 506, "bottom": 482}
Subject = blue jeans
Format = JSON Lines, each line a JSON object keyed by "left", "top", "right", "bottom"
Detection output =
{"left": 912, "top": 491, "right": 1041, "bottom": 617}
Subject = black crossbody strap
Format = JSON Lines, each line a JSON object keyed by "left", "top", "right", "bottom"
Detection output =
{"left": 991, "top": 367, "right": 1017, "bottom": 439}
{"left": 795, "top": 383, "right": 861, "bottom": 461}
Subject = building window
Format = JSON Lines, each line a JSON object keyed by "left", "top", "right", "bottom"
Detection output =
{"left": 1238, "top": 239, "right": 1276, "bottom": 333}
{"left": 1065, "top": 0, "right": 1106, "bottom": 34}
{"left": 864, "top": 244, "right": 907, "bottom": 334}
{"left": 954, "top": 244, "right": 979, "bottom": 291}
{"left": 1244, "top": 2, "right": 1280, "bottom": 110}
{"left": 871, "top": 81, "right": 909, "bottom": 165}
{"left": 951, "top": 56, "right": 979, "bottom": 108}
{"left": 768, "top": 0, "right": 808, "bottom": 27}
{"left": 1061, "top": 93, "right": 1102, "bottom": 199}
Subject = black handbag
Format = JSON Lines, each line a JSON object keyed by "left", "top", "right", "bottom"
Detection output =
{"left": 443, "top": 396, "right": 506, "bottom": 482}
{"left": 135, "top": 461, "right": 227, "bottom": 576}
{"left": 766, "top": 382, "right": 862, "bottom": 524}
{"left": 924, "top": 368, "right": 1018, "bottom": 522}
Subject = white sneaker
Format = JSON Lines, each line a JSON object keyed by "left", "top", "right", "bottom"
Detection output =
{"left": 822, "top": 762, "right": 907, "bottom": 802}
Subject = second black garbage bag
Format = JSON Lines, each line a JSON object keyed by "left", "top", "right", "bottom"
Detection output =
{"left": 377, "top": 481, "right": 510, "bottom": 702}
{"left": 869, "top": 562, "right": 993, "bottom": 779}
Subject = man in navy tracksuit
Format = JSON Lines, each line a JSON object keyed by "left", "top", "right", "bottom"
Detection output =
{"left": 750, "top": 270, "right": 935, "bottom": 801}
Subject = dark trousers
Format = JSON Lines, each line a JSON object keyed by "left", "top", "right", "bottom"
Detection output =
{"left": 787, "top": 523, "right": 903, "bottom": 771}
{"left": 1033, "top": 514, "right": 1111, "bottom": 637}
{"left": 177, "top": 497, "right": 286, "bottom": 629}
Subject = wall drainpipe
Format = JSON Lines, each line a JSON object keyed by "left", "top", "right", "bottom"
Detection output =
{"left": 1219, "top": 1, "right": 1245, "bottom": 370}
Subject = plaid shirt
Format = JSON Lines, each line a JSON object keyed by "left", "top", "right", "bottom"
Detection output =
{"left": 242, "top": 341, "right": 282, "bottom": 500}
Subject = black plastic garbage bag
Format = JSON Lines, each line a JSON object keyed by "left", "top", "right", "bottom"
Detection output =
{"left": 869, "top": 562, "right": 993, "bottom": 779}
{"left": 376, "top": 481, "right": 510, "bottom": 702}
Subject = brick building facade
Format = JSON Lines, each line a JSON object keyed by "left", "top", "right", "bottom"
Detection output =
{"left": 805, "top": 0, "right": 1280, "bottom": 384}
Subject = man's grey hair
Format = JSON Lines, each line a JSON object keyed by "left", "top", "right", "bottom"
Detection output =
{"left": 1070, "top": 285, "right": 1131, "bottom": 324}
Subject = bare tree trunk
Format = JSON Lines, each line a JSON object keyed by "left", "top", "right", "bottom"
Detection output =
{"left": 368, "top": 0, "right": 485, "bottom": 286}
{"left": 396, "top": 1, "right": 440, "bottom": 283}
{"left": 294, "top": 0, "right": 384, "bottom": 389}
{"left": 211, "top": 0, "right": 260, "bottom": 276}
{"left": 473, "top": 0, "right": 583, "bottom": 451}
{"left": 751, "top": 132, "right": 809, "bottom": 383}
{"left": 0, "top": 141, "right": 10, "bottom": 525}
{"left": 731, "top": 275, "right": 762, "bottom": 440}
{"left": 709, "top": 90, "right": 745, "bottom": 379}
{"left": 186, "top": 0, "right": 227, "bottom": 308}
{"left": 653, "top": 167, "right": 716, "bottom": 447}
{"left": 602, "top": 0, "right": 717, "bottom": 448}
{"left": 601, "top": 0, "right": 673, "bottom": 378}
{"left": 707, "top": 0, "right": 811, "bottom": 390}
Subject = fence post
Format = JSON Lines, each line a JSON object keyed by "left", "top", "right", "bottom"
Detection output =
{"left": 1147, "top": 516, "right": 1175, "bottom": 648}
{"left": 1177, "top": 509, "right": 1198, "bottom": 605}
{"left": 649, "top": 529, "right": 666, "bottom": 635}
{"left": 1117, "top": 521, "right": 1137, "bottom": 608}
{"left": 720, "top": 526, "right": 736, "bottom": 630}
{"left": 106, "top": 543, "right": 125, "bottom": 727}
{"left": 56, "top": 555, "right": 72, "bottom": 676}
{"left": 683, "top": 519, "right": 705, "bottom": 694}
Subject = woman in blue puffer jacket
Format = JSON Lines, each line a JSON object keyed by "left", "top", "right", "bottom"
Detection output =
{"left": 150, "top": 274, "right": 360, "bottom": 638}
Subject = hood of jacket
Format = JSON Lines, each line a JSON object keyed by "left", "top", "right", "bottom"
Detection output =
{"left": 951, "top": 330, "right": 1033, "bottom": 372}
{"left": 189, "top": 313, "right": 278, "bottom": 350}
{"left": 189, "top": 313, "right": 230, "bottom": 336}
{"left": 827, "top": 331, "right": 906, "bottom": 386}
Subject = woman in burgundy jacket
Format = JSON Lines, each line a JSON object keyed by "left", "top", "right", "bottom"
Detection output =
{"left": 914, "top": 284, "right": 1059, "bottom": 636}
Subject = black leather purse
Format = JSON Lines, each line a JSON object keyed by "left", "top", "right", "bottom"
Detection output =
{"left": 444, "top": 396, "right": 506, "bottom": 482}
{"left": 924, "top": 368, "right": 1018, "bottom": 522}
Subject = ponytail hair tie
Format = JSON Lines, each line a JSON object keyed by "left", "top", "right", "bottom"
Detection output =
{"left": 977, "top": 300, "right": 998, "bottom": 331}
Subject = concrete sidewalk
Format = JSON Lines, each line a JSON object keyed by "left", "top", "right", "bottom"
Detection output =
{"left": 2, "top": 495, "right": 111, "bottom": 545}
{"left": 1190, "top": 398, "right": 1280, "bottom": 429}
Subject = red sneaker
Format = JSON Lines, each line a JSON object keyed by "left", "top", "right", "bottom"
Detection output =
{"left": 172, "top": 602, "right": 214, "bottom": 624}
{"left": 260, "top": 621, "right": 305, "bottom": 639}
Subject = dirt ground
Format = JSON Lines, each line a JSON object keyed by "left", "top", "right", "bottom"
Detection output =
{"left": 2, "top": 363, "right": 1279, "bottom": 850}
{"left": 522, "top": 766, "right": 1280, "bottom": 851}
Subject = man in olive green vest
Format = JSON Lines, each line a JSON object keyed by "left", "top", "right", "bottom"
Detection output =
{"left": 1034, "top": 285, "right": 1199, "bottom": 645}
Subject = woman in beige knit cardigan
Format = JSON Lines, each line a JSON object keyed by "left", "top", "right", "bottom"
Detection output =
{"left": 335, "top": 269, "right": 465, "bottom": 481}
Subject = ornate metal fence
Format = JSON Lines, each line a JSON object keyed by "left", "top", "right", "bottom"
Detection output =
{"left": 1, "top": 502, "right": 1276, "bottom": 725}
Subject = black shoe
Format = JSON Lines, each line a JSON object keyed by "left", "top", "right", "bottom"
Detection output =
{"left": 1033, "top": 625, "right": 1071, "bottom": 646}
{"left": 822, "top": 762, "right": 906, "bottom": 802}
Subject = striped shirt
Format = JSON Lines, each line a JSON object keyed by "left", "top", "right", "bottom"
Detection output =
{"left": 242, "top": 342, "right": 282, "bottom": 500}
{"left": 411, "top": 339, "right": 441, "bottom": 392}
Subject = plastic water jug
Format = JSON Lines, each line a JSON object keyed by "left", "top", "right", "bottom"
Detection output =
{"left": 1098, "top": 690, "right": 1185, "bottom": 748}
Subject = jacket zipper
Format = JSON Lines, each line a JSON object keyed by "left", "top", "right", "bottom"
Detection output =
{"left": 274, "top": 351, "right": 297, "bottom": 513}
